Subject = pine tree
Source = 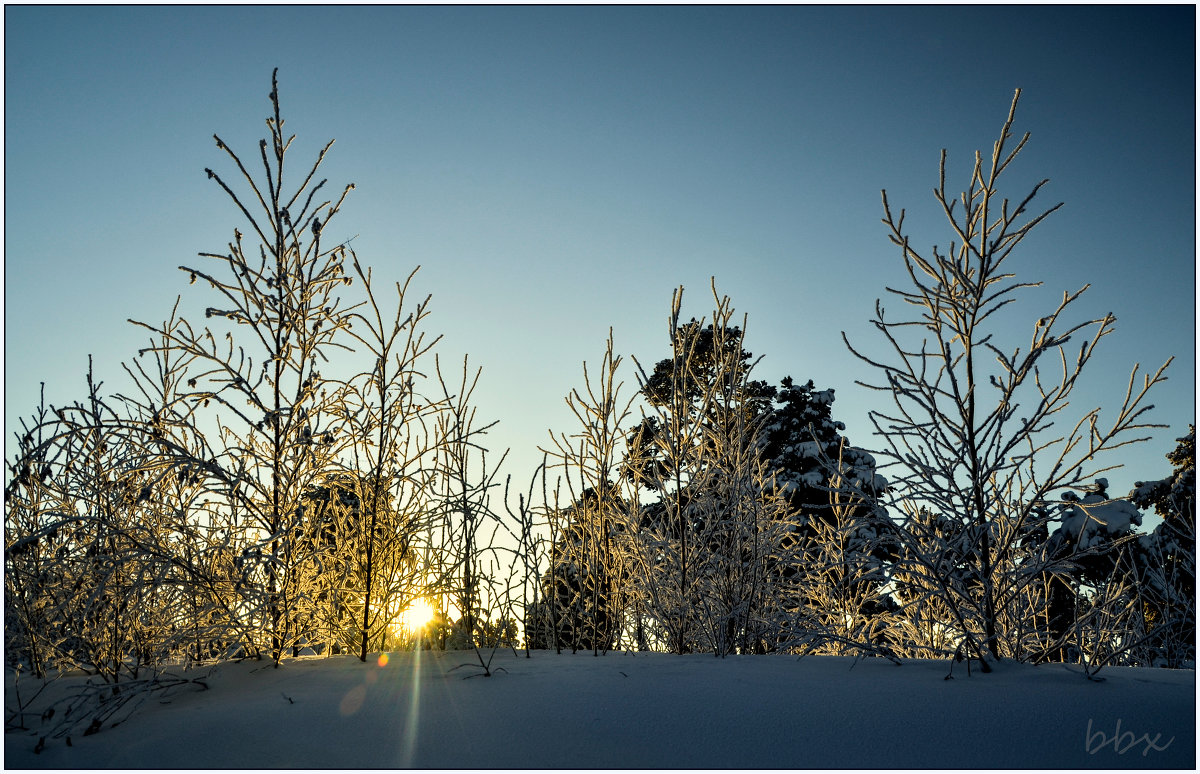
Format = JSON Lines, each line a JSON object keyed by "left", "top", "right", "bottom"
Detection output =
{"left": 1129, "top": 428, "right": 1196, "bottom": 666}
{"left": 1038, "top": 478, "right": 1145, "bottom": 662}
{"left": 536, "top": 485, "right": 630, "bottom": 652}
{"left": 625, "top": 319, "right": 889, "bottom": 654}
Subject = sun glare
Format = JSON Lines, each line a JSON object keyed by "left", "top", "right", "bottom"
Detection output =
{"left": 398, "top": 598, "right": 436, "bottom": 634}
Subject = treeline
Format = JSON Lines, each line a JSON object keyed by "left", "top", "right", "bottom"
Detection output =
{"left": 4, "top": 77, "right": 1194, "bottom": 687}
{"left": 529, "top": 287, "right": 1194, "bottom": 669}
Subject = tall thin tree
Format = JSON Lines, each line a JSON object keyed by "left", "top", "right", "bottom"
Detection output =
{"left": 845, "top": 89, "right": 1171, "bottom": 662}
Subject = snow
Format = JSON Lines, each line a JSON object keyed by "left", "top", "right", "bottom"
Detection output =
{"left": 1056, "top": 488, "right": 1145, "bottom": 550}
{"left": 811, "top": 389, "right": 835, "bottom": 406}
{"left": 6, "top": 649, "right": 1194, "bottom": 769}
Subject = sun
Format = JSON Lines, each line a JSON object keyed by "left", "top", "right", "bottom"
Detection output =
{"left": 398, "top": 598, "right": 436, "bottom": 634}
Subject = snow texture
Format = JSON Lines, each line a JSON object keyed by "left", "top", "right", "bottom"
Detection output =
{"left": 1056, "top": 483, "right": 1145, "bottom": 550}
{"left": 6, "top": 650, "right": 1194, "bottom": 769}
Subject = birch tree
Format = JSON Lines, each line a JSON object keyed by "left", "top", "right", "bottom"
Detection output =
{"left": 624, "top": 282, "right": 796, "bottom": 654}
{"left": 336, "top": 261, "right": 445, "bottom": 660}
{"left": 542, "top": 331, "right": 638, "bottom": 654}
{"left": 429, "top": 356, "right": 506, "bottom": 648}
{"left": 845, "top": 88, "right": 1171, "bottom": 663}
{"left": 130, "top": 69, "right": 356, "bottom": 664}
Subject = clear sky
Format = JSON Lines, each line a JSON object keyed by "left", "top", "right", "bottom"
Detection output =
{"left": 4, "top": 5, "right": 1195, "bottom": 508}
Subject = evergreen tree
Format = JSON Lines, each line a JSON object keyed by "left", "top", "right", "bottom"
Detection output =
{"left": 1132, "top": 427, "right": 1196, "bottom": 585}
{"left": 622, "top": 297, "right": 888, "bottom": 654}
{"left": 1130, "top": 427, "right": 1196, "bottom": 666}
{"left": 293, "top": 473, "right": 416, "bottom": 655}
{"left": 1040, "top": 478, "right": 1145, "bottom": 662}
{"left": 535, "top": 484, "right": 629, "bottom": 653}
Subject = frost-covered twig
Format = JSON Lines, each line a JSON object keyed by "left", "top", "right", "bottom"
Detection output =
{"left": 843, "top": 88, "right": 1171, "bottom": 665}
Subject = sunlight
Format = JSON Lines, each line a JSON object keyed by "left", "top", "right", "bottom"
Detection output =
{"left": 400, "top": 646, "right": 422, "bottom": 767}
{"left": 398, "top": 598, "right": 436, "bottom": 635}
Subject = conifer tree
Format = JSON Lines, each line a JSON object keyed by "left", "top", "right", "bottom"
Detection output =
{"left": 1129, "top": 427, "right": 1196, "bottom": 666}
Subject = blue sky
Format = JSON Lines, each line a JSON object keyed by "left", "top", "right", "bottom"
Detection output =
{"left": 5, "top": 5, "right": 1195, "bottom": 506}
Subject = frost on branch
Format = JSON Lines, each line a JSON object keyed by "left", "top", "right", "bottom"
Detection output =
{"left": 842, "top": 88, "right": 1172, "bottom": 667}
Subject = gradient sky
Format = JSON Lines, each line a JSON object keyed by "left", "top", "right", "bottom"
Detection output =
{"left": 5, "top": 6, "right": 1195, "bottom": 509}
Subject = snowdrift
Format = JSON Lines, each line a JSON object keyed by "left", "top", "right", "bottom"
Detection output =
{"left": 6, "top": 649, "right": 1194, "bottom": 769}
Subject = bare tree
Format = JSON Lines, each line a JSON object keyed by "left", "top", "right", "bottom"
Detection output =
{"left": 497, "top": 459, "right": 549, "bottom": 658}
{"left": 119, "top": 301, "right": 265, "bottom": 665}
{"left": 844, "top": 88, "right": 1171, "bottom": 664}
{"left": 684, "top": 320, "right": 788, "bottom": 657}
{"left": 429, "top": 355, "right": 506, "bottom": 649}
{"left": 624, "top": 286, "right": 721, "bottom": 653}
{"left": 542, "top": 330, "right": 638, "bottom": 654}
{"left": 130, "top": 69, "right": 357, "bottom": 664}
{"left": 624, "top": 282, "right": 796, "bottom": 655}
{"left": 791, "top": 439, "right": 900, "bottom": 662}
{"left": 335, "top": 261, "right": 446, "bottom": 660}
{"left": 6, "top": 385, "right": 66, "bottom": 678}
{"left": 6, "top": 310, "right": 265, "bottom": 683}
{"left": 3, "top": 361, "right": 166, "bottom": 682}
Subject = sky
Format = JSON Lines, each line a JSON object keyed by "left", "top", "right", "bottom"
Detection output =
{"left": 4, "top": 5, "right": 1195, "bottom": 513}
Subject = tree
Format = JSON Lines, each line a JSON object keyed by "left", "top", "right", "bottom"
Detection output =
{"left": 789, "top": 438, "right": 900, "bottom": 661}
{"left": 429, "top": 355, "right": 506, "bottom": 649}
{"left": 620, "top": 283, "right": 811, "bottom": 655}
{"left": 337, "top": 262, "right": 446, "bottom": 661}
{"left": 1129, "top": 427, "right": 1196, "bottom": 666}
{"left": 1132, "top": 427, "right": 1196, "bottom": 595}
{"left": 621, "top": 285, "right": 753, "bottom": 653}
{"left": 5, "top": 72, "right": 522, "bottom": 756}
{"left": 762, "top": 378, "right": 886, "bottom": 522}
{"left": 541, "top": 331, "right": 639, "bottom": 654}
{"left": 290, "top": 477, "right": 352, "bottom": 654}
{"left": 623, "top": 291, "right": 890, "bottom": 655}
{"left": 760, "top": 378, "right": 894, "bottom": 654}
{"left": 5, "top": 389, "right": 57, "bottom": 677}
{"left": 5, "top": 361, "right": 191, "bottom": 681}
{"left": 534, "top": 485, "right": 632, "bottom": 653}
{"left": 119, "top": 303, "right": 260, "bottom": 665}
{"left": 1038, "top": 478, "right": 1145, "bottom": 664}
{"left": 130, "top": 69, "right": 357, "bottom": 665}
{"left": 844, "top": 88, "right": 1171, "bottom": 664}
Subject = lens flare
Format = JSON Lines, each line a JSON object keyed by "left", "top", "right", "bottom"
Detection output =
{"left": 338, "top": 684, "right": 366, "bottom": 716}
{"left": 399, "top": 646, "right": 422, "bottom": 767}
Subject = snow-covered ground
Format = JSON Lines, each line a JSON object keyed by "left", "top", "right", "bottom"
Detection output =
{"left": 5, "top": 649, "right": 1195, "bottom": 769}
